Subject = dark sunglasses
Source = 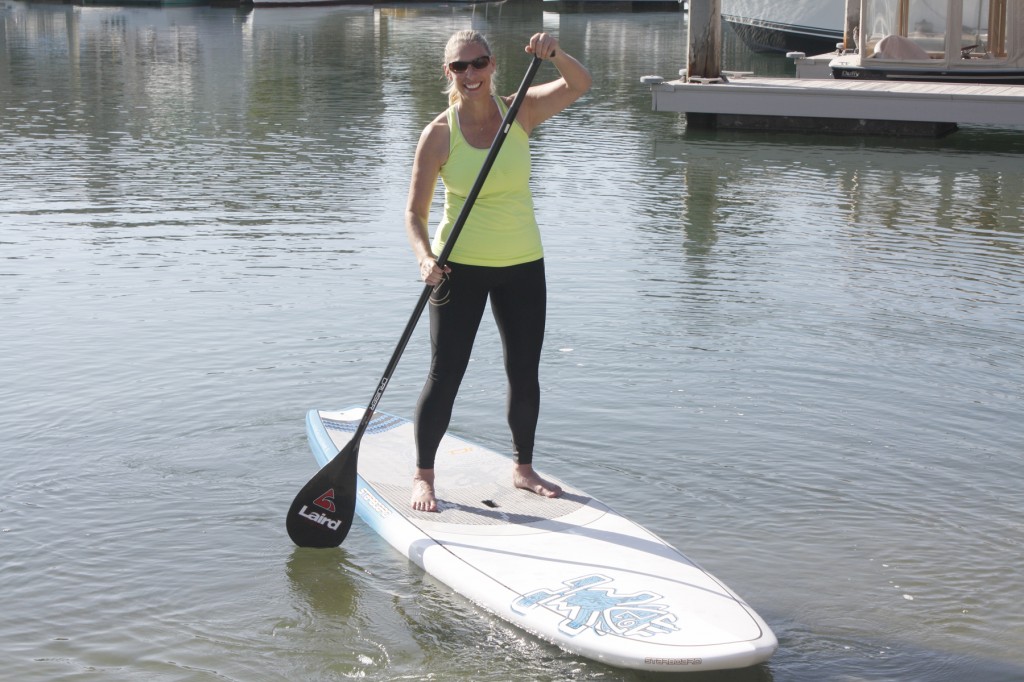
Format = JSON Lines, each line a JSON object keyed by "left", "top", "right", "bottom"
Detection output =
{"left": 448, "top": 55, "right": 491, "bottom": 73}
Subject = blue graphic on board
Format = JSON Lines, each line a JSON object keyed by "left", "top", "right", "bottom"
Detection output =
{"left": 513, "top": 575, "right": 678, "bottom": 638}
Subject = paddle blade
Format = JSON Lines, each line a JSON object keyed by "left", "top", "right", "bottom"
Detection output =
{"left": 286, "top": 441, "right": 359, "bottom": 548}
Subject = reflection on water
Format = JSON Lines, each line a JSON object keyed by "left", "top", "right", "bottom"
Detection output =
{"left": 2, "top": 1, "right": 1023, "bottom": 680}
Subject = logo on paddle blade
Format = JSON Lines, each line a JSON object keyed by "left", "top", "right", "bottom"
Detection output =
{"left": 513, "top": 574, "right": 678, "bottom": 639}
{"left": 291, "top": 488, "right": 343, "bottom": 532}
{"left": 296, "top": 504, "right": 342, "bottom": 531}
{"left": 313, "top": 489, "right": 336, "bottom": 513}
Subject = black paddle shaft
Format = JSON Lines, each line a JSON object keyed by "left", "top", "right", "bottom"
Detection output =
{"left": 286, "top": 56, "right": 544, "bottom": 548}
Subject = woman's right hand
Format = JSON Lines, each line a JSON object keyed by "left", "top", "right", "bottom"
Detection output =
{"left": 419, "top": 257, "right": 450, "bottom": 286}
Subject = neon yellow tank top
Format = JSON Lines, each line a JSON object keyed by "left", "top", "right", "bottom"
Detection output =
{"left": 432, "top": 97, "right": 543, "bottom": 267}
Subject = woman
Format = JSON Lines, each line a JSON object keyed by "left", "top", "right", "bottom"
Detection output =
{"left": 405, "top": 30, "right": 591, "bottom": 512}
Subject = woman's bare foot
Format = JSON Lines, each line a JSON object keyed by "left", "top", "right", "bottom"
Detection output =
{"left": 411, "top": 468, "right": 438, "bottom": 512}
{"left": 513, "top": 464, "right": 562, "bottom": 498}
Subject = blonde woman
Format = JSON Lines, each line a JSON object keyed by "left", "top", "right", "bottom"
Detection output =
{"left": 404, "top": 31, "right": 591, "bottom": 512}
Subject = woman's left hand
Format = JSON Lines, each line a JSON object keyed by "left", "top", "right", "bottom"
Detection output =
{"left": 526, "top": 33, "right": 560, "bottom": 60}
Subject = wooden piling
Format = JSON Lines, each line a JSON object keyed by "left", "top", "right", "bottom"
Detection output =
{"left": 686, "top": 0, "right": 721, "bottom": 81}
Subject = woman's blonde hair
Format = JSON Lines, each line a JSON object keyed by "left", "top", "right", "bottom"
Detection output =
{"left": 443, "top": 30, "right": 497, "bottom": 105}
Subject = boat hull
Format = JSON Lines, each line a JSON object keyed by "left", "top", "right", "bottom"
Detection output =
{"left": 543, "top": 0, "right": 683, "bottom": 12}
{"left": 830, "top": 65, "right": 1024, "bottom": 85}
{"left": 722, "top": 0, "right": 844, "bottom": 54}
{"left": 726, "top": 19, "right": 841, "bottom": 55}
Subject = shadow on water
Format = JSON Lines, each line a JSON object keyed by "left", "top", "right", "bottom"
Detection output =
{"left": 285, "top": 547, "right": 360, "bottom": 621}
{"left": 642, "top": 131, "right": 1024, "bottom": 252}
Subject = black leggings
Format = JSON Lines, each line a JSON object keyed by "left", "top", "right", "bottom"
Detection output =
{"left": 414, "top": 259, "right": 546, "bottom": 469}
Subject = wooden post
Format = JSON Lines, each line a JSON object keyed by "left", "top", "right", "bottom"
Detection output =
{"left": 844, "top": 0, "right": 860, "bottom": 52}
{"left": 991, "top": 0, "right": 1007, "bottom": 57}
{"left": 686, "top": 0, "right": 721, "bottom": 80}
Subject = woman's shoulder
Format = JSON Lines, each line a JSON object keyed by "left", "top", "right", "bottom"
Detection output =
{"left": 416, "top": 110, "right": 452, "bottom": 161}
{"left": 422, "top": 108, "right": 450, "bottom": 132}
{"left": 419, "top": 108, "right": 450, "bottom": 136}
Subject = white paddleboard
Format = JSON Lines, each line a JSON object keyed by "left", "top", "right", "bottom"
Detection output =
{"left": 305, "top": 407, "right": 777, "bottom": 672}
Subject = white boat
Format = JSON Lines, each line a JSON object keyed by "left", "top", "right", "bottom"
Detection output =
{"left": 829, "top": 0, "right": 1024, "bottom": 84}
{"left": 542, "top": 0, "right": 685, "bottom": 12}
{"left": 722, "top": 0, "right": 845, "bottom": 54}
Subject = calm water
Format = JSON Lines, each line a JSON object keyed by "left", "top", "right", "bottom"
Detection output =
{"left": 3, "top": 1, "right": 1023, "bottom": 680}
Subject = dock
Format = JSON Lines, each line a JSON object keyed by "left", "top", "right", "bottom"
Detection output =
{"left": 649, "top": 0, "right": 1024, "bottom": 136}
{"left": 644, "top": 76, "right": 1024, "bottom": 135}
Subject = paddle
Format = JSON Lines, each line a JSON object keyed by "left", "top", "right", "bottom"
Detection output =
{"left": 287, "top": 55, "right": 545, "bottom": 548}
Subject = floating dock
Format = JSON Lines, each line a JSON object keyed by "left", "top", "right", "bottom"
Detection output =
{"left": 644, "top": 75, "right": 1024, "bottom": 136}
{"left": 649, "top": 0, "right": 1024, "bottom": 136}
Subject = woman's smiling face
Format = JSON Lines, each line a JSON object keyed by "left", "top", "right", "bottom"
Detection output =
{"left": 445, "top": 43, "right": 495, "bottom": 99}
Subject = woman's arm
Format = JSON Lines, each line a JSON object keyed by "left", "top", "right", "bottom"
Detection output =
{"left": 405, "top": 116, "right": 450, "bottom": 285}
{"left": 517, "top": 33, "right": 592, "bottom": 134}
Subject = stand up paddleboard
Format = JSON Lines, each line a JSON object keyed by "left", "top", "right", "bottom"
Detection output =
{"left": 305, "top": 407, "right": 777, "bottom": 672}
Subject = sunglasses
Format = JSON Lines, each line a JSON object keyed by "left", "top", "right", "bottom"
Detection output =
{"left": 448, "top": 55, "right": 491, "bottom": 73}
